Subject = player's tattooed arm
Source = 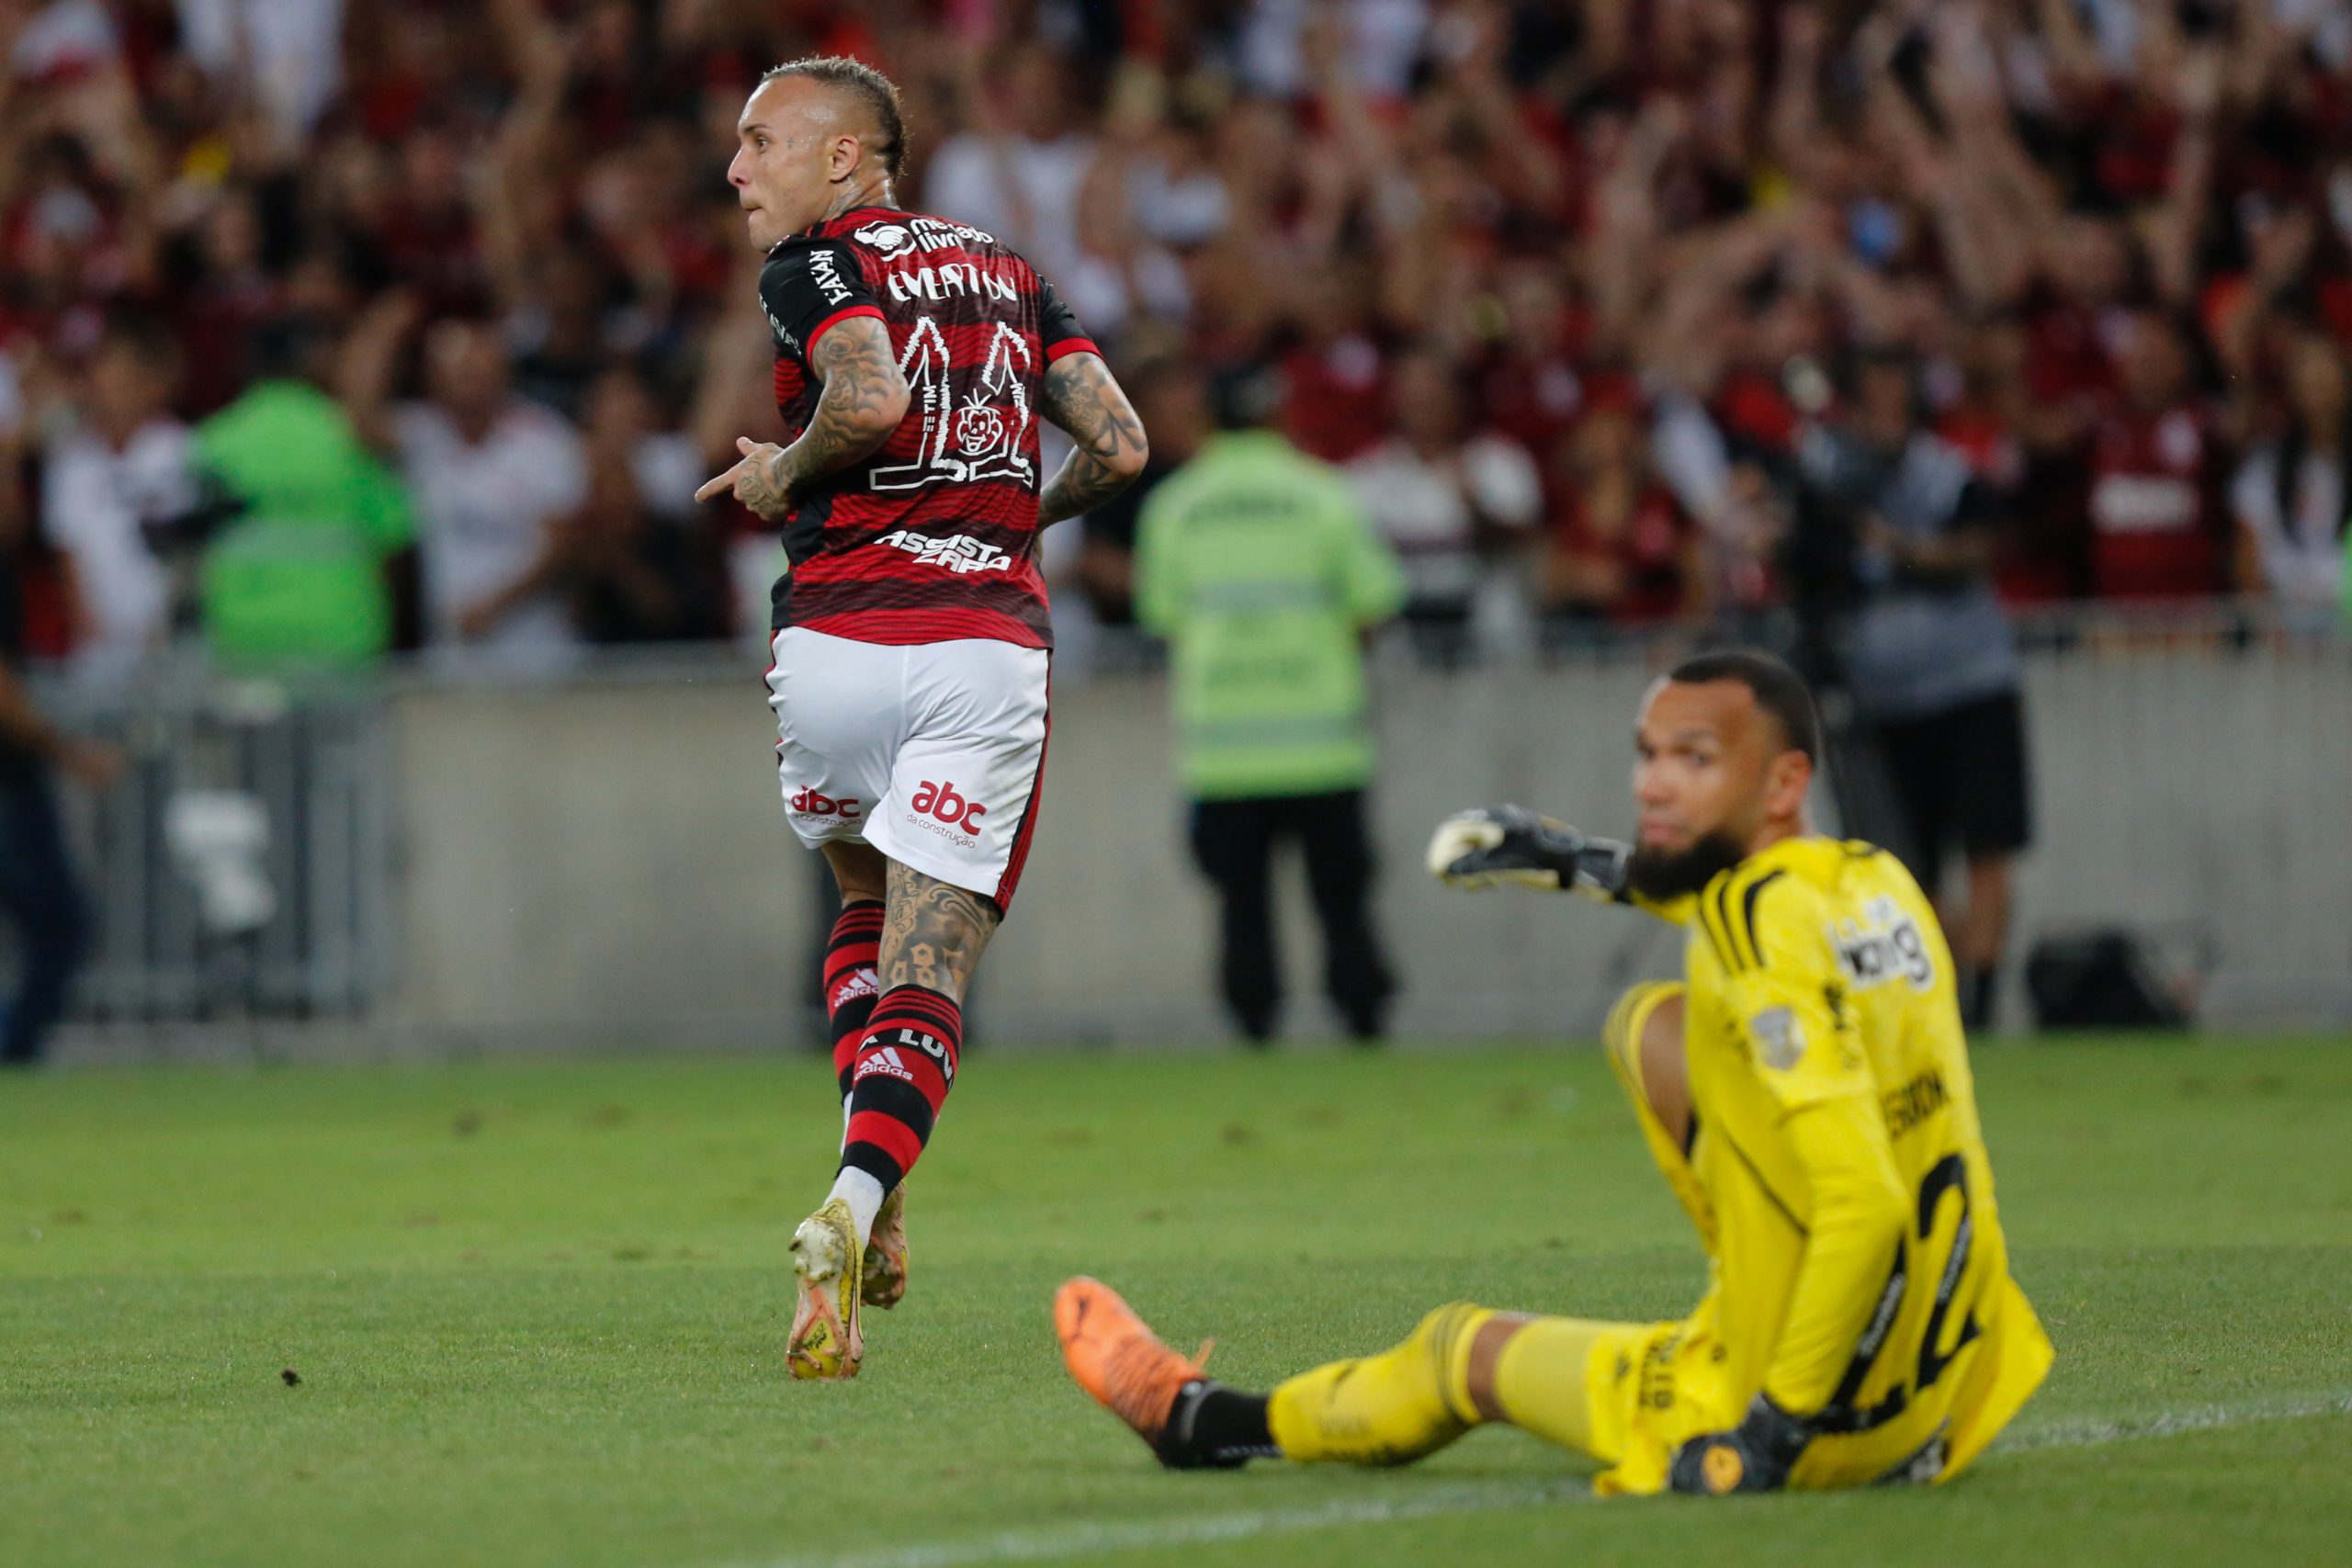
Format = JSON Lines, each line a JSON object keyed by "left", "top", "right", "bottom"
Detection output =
{"left": 1036, "top": 353, "right": 1149, "bottom": 526}
{"left": 694, "top": 317, "right": 909, "bottom": 523}
{"left": 878, "top": 862, "right": 1001, "bottom": 1003}
{"left": 784, "top": 316, "right": 910, "bottom": 483}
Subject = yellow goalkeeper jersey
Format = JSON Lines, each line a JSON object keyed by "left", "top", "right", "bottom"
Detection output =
{"left": 1645, "top": 835, "right": 2052, "bottom": 1487}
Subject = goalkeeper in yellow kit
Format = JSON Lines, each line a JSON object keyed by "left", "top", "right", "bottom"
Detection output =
{"left": 1057, "top": 649, "right": 2052, "bottom": 1495}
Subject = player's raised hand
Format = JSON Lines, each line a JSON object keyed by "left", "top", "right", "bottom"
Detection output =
{"left": 1426, "top": 807, "right": 1559, "bottom": 890}
{"left": 695, "top": 436, "right": 799, "bottom": 523}
{"left": 1424, "top": 806, "right": 1630, "bottom": 900}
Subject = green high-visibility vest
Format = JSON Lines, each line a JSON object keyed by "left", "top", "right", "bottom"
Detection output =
{"left": 1135, "top": 433, "right": 1406, "bottom": 799}
{"left": 193, "top": 381, "right": 414, "bottom": 669}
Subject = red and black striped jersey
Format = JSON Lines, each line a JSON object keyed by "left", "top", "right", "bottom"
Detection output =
{"left": 761, "top": 206, "right": 1097, "bottom": 649}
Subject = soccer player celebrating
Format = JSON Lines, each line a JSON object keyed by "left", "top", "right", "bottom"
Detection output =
{"left": 697, "top": 58, "right": 1146, "bottom": 1379}
{"left": 1057, "top": 651, "right": 2052, "bottom": 1493}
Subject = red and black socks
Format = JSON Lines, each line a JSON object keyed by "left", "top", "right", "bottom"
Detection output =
{"left": 839, "top": 985, "right": 963, "bottom": 1195}
{"left": 824, "top": 901, "right": 886, "bottom": 1098}
{"left": 820, "top": 913, "right": 960, "bottom": 1249}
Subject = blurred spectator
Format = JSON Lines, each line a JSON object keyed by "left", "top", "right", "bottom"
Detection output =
{"left": 1277, "top": 261, "right": 1391, "bottom": 465}
{"left": 509, "top": 253, "right": 620, "bottom": 423}
{"left": 0, "top": 0, "right": 2341, "bottom": 682}
{"left": 10, "top": 3, "right": 120, "bottom": 79}
{"left": 603, "top": 364, "right": 704, "bottom": 526}
{"left": 1135, "top": 372, "right": 1405, "bottom": 1044}
{"left": 2086, "top": 310, "right": 2228, "bottom": 599}
{"left": 1934, "top": 315, "right": 2064, "bottom": 601}
{"left": 560, "top": 366, "right": 723, "bottom": 644}
{"left": 1538, "top": 400, "right": 1702, "bottom": 647}
{"left": 190, "top": 318, "right": 414, "bottom": 670}
{"left": 175, "top": 0, "right": 347, "bottom": 140}
{"left": 374, "top": 119, "right": 490, "bottom": 320}
{"left": 2229, "top": 325, "right": 2348, "bottom": 615}
{"left": 559, "top": 449, "right": 693, "bottom": 645}
{"left": 1475, "top": 263, "right": 1596, "bottom": 459}
{"left": 1799, "top": 347, "right": 2030, "bottom": 1032}
{"left": 1238, "top": 0, "right": 1430, "bottom": 101}
{"left": 1123, "top": 102, "right": 1228, "bottom": 253}
{"left": 0, "top": 506, "right": 114, "bottom": 1068}
{"left": 1347, "top": 346, "right": 1540, "bottom": 665}
{"left": 172, "top": 190, "right": 286, "bottom": 418}
{"left": 926, "top": 45, "right": 1097, "bottom": 297}
{"left": 343, "top": 302, "right": 587, "bottom": 667}
{"left": 38, "top": 320, "right": 189, "bottom": 684}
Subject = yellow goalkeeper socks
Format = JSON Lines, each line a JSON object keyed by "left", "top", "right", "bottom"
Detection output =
{"left": 1265, "top": 1303, "right": 1489, "bottom": 1465}
{"left": 1485, "top": 1314, "right": 1613, "bottom": 1459}
{"left": 1263, "top": 1303, "right": 1620, "bottom": 1469}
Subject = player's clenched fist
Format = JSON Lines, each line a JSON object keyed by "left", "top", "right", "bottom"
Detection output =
{"left": 1668, "top": 1394, "right": 1815, "bottom": 1495}
{"left": 1424, "top": 805, "right": 1631, "bottom": 900}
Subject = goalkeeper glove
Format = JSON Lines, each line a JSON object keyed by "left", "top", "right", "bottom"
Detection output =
{"left": 1423, "top": 805, "right": 1631, "bottom": 900}
{"left": 1668, "top": 1394, "right": 1815, "bottom": 1495}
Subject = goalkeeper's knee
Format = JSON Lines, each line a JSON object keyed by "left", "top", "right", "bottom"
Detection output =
{"left": 1602, "top": 980, "right": 1685, "bottom": 1106}
{"left": 1266, "top": 1303, "right": 1492, "bottom": 1466}
{"left": 1602, "top": 980, "right": 1717, "bottom": 1245}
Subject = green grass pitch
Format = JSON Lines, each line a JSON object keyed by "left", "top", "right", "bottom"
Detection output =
{"left": 3, "top": 1037, "right": 2347, "bottom": 1568}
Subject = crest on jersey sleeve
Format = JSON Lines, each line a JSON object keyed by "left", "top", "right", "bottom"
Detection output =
{"left": 1749, "top": 1005, "right": 1805, "bottom": 1070}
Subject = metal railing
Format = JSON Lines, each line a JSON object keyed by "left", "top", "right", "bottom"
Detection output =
{"left": 45, "top": 671, "right": 396, "bottom": 1032}
{"left": 21, "top": 597, "right": 2349, "bottom": 1050}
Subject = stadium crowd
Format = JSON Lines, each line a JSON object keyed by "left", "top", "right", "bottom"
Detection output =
{"left": 3, "top": 0, "right": 2349, "bottom": 681}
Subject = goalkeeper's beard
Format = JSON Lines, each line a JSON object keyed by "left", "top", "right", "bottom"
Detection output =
{"left": 1626, "top": 829, "right": 1749, "bottom": 903}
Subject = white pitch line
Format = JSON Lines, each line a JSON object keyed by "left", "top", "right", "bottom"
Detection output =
{"left": 713, "top": 1478, "right": 1602, "bottom": 1568}
{"left": 1991, "top": 1388, "right": 2352, "bottom": 1453}
{"left": 718, "top": 1389, "right": 2352, "bottom": 1568}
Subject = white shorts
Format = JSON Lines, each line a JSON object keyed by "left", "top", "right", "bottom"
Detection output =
{"left": 766, "top": 627, "right": 1051, "bottom": 909}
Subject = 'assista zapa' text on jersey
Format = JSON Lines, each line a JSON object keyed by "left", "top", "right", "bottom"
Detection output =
{"left": 759, "top": 207, "right": 1097, "bottom": 649}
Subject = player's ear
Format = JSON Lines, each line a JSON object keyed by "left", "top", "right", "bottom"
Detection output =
{"left": 1764, "top": 749, "right": 1812, "bottom": 820}
{"left": 831, "top": 132, "right": 862, "bottom": 183}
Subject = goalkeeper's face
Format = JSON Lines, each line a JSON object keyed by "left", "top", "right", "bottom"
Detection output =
{"left": 1629, "top": 677, "right": 1809, "bottom": 892}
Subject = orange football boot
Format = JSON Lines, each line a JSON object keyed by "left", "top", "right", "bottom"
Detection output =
{"left": 1054, "top": 1277, "right": 1215, "bottom": 1462}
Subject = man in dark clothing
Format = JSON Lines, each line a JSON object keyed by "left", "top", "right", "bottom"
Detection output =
{"left": 1797, "top": 349, "right": 2030, "bottom": 1031}
{"left": 0, "top": 550, "right": 118, "bottom": 1066}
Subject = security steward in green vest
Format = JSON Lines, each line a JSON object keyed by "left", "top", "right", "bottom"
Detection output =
{"left": 1135, "top": 369, "right": 1407, "bottom": 1043}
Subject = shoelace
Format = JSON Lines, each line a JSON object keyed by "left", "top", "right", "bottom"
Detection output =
{"left": 1100, "top": 1333, "right": 1216, "bottom": 1436}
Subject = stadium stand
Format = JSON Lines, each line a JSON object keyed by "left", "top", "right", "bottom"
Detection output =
{"left": 2, "top": 0, "right": 2346, "bottom": 674}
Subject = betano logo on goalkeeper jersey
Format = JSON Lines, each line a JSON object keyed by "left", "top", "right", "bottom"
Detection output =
{"left": 1830, "top": 897, "right": 1937, "bottom": 991}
